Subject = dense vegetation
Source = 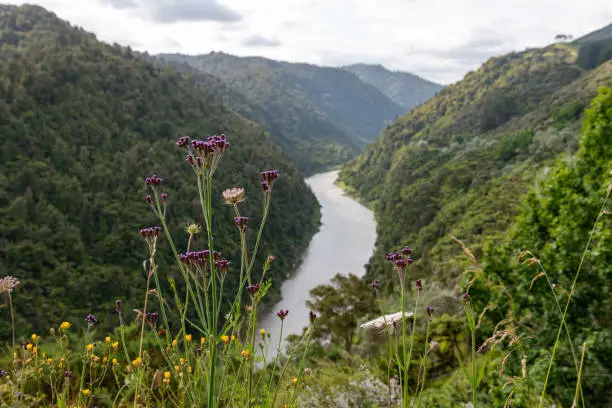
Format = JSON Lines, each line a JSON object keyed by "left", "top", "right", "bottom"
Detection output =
{"left": 342, "top": 63, "right": 442, "bottom": 110}
{"left": 0, "top": 4, "right": 320, "bottom": 338}
{"left": 159, "top": 52, "right": 406, "bottom": 172}
{"left": 339, "top": 43, "right": 612, "bottom": 291}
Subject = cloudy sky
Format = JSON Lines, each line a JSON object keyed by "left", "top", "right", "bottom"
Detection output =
{"left": 6, "top": 0, "right": 612, "bottom": 83}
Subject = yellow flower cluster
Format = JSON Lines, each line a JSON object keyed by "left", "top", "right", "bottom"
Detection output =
{"left": 60, "top": 321, "right": 71, "bottom": 330}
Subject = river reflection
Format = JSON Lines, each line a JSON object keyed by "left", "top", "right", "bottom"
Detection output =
{"left": 258, "top": 170, "right": 377, "bottom": 350}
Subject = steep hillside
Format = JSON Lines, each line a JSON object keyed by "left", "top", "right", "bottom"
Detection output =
{"left": 573, "top": 23, "right": 612, "bottom": 69}
{"left": 342, "top": 63, "right": 442, "bottom": 110}
{"left": 339, "top": 42, "right": 612, "bottom": 289}
{"left": 153, "top": 55, "right": 358, "bottom": 174}
{"left": 0, "top": 4, "right": 320, "bottom": 336}
{"left": 160, "top": 52, "right": 405, "bottom": 146}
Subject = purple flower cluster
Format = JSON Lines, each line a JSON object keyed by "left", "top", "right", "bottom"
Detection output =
{"left": 178, "top": 135, "right": 230, "bottom": 172}
{"left": 416, "top": 279, "right": 423, "bottom": 296}
{"left": 145, "top": 174, "right": 162, "bottom": 186}
{"left": 261, "top": 170, "right": 279, "bottom": 193}
{"left": 0, "top": 368, "right": 7, "bottom": 377}
{"left": 276, "top": 309, "right": 289, "bottom": 320}
{"left": 85, "top": 314, "right": 97, "bottom": 326}
{"left": 370, "top": 279, "right": 380, "bottom": 289}
{"left": 234, "top": 216, "right": 248, "bottom": 233}
{"left": 139, "top": 226, "right": 161, "bottom": 239}
{"left": 215, "top": 259, "right": 230, "bottom": 273}
{"left": 179, "top": 250, "right": 222, "bottom": 267}
{"left": 146, "top": 312, "right": 159, "bottom": 326}
{"left": 247, "top": 284, "right": 260, "bottom": 295}
{"left": 385, "top": 247, "right": 413, "bottom": 270}
{"left": 115, "top": 300, "right": 121, "bottom": 313}
{"left": 426, "top": 305, "right": 434, "bottom": 317}
{"left": 309, "top": 310, "right": 317, "bottom": 323}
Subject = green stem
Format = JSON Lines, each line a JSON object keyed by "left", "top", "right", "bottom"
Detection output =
{"left": 415, "top": 319, "right": 431, "bottom": 408}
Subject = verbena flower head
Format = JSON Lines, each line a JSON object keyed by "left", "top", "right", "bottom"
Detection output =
{"left": 309, "top": 310, "right": 317, "bottom": 323}
{"left": 139, "top": 226, "right": 161, "bottom": 239}
{"left": 402, "top": 246, "right": 412, "bottom": 255}
{"left": 115, "top": 299, "right": 121, "bottom": 313}
{"left": 247, "top": 284, "right": 260, "bottom": 295}
{"left": 0, "top": 369, "right": 7, "bottom": 377}
{"left": 145, "top": 195, "right": 153, "bottom": 204}
{"left": 144, "top": 174, "right": 162, "bottom": 186}
{"left": 426, "top": 305, "right": 434, "bottom": 317}
{"left": 146, "top": 312, "right": 159, "bottom": 326}
{"left": 416, "top": 279, "right": 423, "bottom": 296}
{"left": 277, "top": 309, "right": 289, "bottom": 320}
{"left": 222, "top": 188, "right": 246, "bottom": 205}
{"left": 0, "top": 276, "right": 20, "bottom": 294}
{"left": 179, "top": 250, "right": 222, "bottom": 269}
{"left": 261, "top": 170, "right": 279, "bottom": 193}
{"left": 175, "top": 136, "right": 190, "bottom": 148}
{"left": 85, "top": 314, "right": 97, "bottom": 326}
{"left": 370, "top": 279, "right": 380, "bottom": 289}
{"left": 161, "top": 193, "right": 168, "bottom": 202}
{"left": 215, "top": 259, "right": 230, "bottom": 273}
{"left": 234, "top": 216, "right": 248, "bottom": 232}
{"left": 182, "top": 134, "right": 229, "bottom": 175}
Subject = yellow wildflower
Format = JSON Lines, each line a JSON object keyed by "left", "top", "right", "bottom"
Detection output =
{"left": 240, "top": 349, "right": 250, "bottom": 359}
{"left": 112, "top": 358, "right": 118, "bottom": 366}
{"left": 31, "top": 334, "right": 39, "bottom": 342}
{"left": 132, "top": 357, "right": 141, "bottom": 367}
{"left": 105, "top": 336, "right": 111, "bottom": 344}
{"left": 26, "top": 344, "right": 33, "bottom": 351}
{"left": 187, "top": 365, "right": 192, "bottom": 374}
{"left": 103, "top": 356, "right": 108, "bottom": 364}
{"left": 60, "top": 321, "right": 71, "bottom": 330}
{"left": 163, "top": 378, "right": 170, "bottom": 385}
{"left": 112, "top": 341, "right": 119, "bottom": 352}
{"left": 231, "top": 335, "right": 236, "bottom": 342}
{"left": 126, "top": 365, "right": 131, "bottom": 372}
{"left": 259, "top": 329, "right": 265, "bottom": 336}
{"left": 174, "top": 365, "right": 180, "bottom": 372}
{"left": 32, "top": 346, "right": 38, "bottom": 355}
{"left": 86, "top": 343, "right": 94, "bottom": 353}
{"left": 291, "top": 377, "right": 298, "bottom": 385}
{"left": 221, "top": 335, "right": 229, "bottom": 344}
{"left": 200, "top": 336, "right": 206, "bottom": 345}
{"left": 82, "top": 389, "right": 90, "bottom": 396}
{"left": 185, "top": 334, "right": 192, "bottom": 343}
{"left": 164, "top": 371, "right": 171, "bottom": 379}
{"left": 172, "top": 339, "right": 178, "bottom": 347}
{"left": 179, "top": 358, "right": 185, "bottom": 365}
{"left": 47, "top": 358, "right": 53, "bottom": 364}
{"left": 89, "top": 354, "right": 96, "bottom": 361}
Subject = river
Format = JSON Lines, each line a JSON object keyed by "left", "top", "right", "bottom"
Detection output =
{"left": 258, "top": 170, "right": 377, "bottom": 349}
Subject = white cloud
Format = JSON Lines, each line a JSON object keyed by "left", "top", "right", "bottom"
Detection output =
{"left": 5, "top": 0, "right": 612, "bottom": 84}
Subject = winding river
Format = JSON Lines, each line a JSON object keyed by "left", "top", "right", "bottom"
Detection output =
{"left": 259, "top": 170, "right": 377, "bottom": 348}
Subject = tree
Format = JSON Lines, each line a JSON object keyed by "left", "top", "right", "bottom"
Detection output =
{"left": 306, "top": 273, "right": 376, "bottom": 352}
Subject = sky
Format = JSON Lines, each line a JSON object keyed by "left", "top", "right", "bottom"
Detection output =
{"left": 5, "top": 0, "right": 612, "bottom": 84}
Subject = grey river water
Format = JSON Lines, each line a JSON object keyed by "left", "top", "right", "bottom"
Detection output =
{"left": 258, "top": 170, "right": 377, "bottom": 349}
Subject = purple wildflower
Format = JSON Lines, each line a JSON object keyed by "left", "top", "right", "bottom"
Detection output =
{"left": 370, "top": 279, "right": 380, "bottom": 289}
{"left": 64, "top": 370, "right": 72, "bottom": 378}
{"left": 161, "top": 193, "right": 168, "bottom": 202}
{"left": 247, "top": 284, "right": 260, "bottom": 295}
{"left": 416, "top": 279, "right": 423, "bottom": 296}
{"left": 146, "top": 312, "right": 159, "bottom": 326}
{"left": 234, "top": 216, "right": 248, "bottom": 232}
{"left": 402, "top": 246, "right": 413, "bottom": 256}
{"left": 115, "top": 300, "right": 121, "bottom": 313}
{"left": 426, "top": 305, "right": 434, "bottom": 317}
{"left": 145, "top": 195, "right": 153, "bottom": 204}
{"left": 309, "top": 311, "right": 317, "bottom": 323}
{"left": 145, "top": 174, "right": 162, "bottom": 186}
{"left": 85, "top": 314, "right": 97, "bottom": 326}
{"left": 276, "top": 309, "right": 289, "bottom": 320}
{"left": 260, "top": 170, "right": 279, "bottom": 185}
{"left": 0, "top": 369, "right": 7, "bottom": 377}
{"left": 215, "top": 259, "right": 230, "bottom": 273}
{"left": 176, "top": 136, "right": 190, "bottom": 148}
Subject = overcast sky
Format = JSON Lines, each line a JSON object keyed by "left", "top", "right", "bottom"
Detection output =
{"left": 6, "top": 0, "right": 612, "bottom": 84}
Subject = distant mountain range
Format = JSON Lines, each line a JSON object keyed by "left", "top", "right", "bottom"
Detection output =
{"left": 158, "top": 52, "right": 440, "bottom": 174}
{"left": 342, "top": 63, "right": 442, "bottom": 110}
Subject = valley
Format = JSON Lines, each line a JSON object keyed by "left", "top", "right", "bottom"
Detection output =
{"left": 0, "top": 2, "right": 611, "bottom": 407}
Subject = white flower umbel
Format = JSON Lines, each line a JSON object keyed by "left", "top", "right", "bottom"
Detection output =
{"left": 360, "top": 311, "right": 414, "bottom": 331}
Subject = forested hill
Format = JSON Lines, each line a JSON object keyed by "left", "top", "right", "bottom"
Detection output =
{"left": 339, "top": 40, "right": 612, "bottom": 289}
{"left": 0, "top": 4, "right": 320, "bottom": 336}
{"left": 342, "top": 63, "right": 442, "bottom": 110}
{"left": 159, "top": 52, "right": 405, "bottom": 148}
{"left": 153, "top": 55, "right": 359, "bottom": 175}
